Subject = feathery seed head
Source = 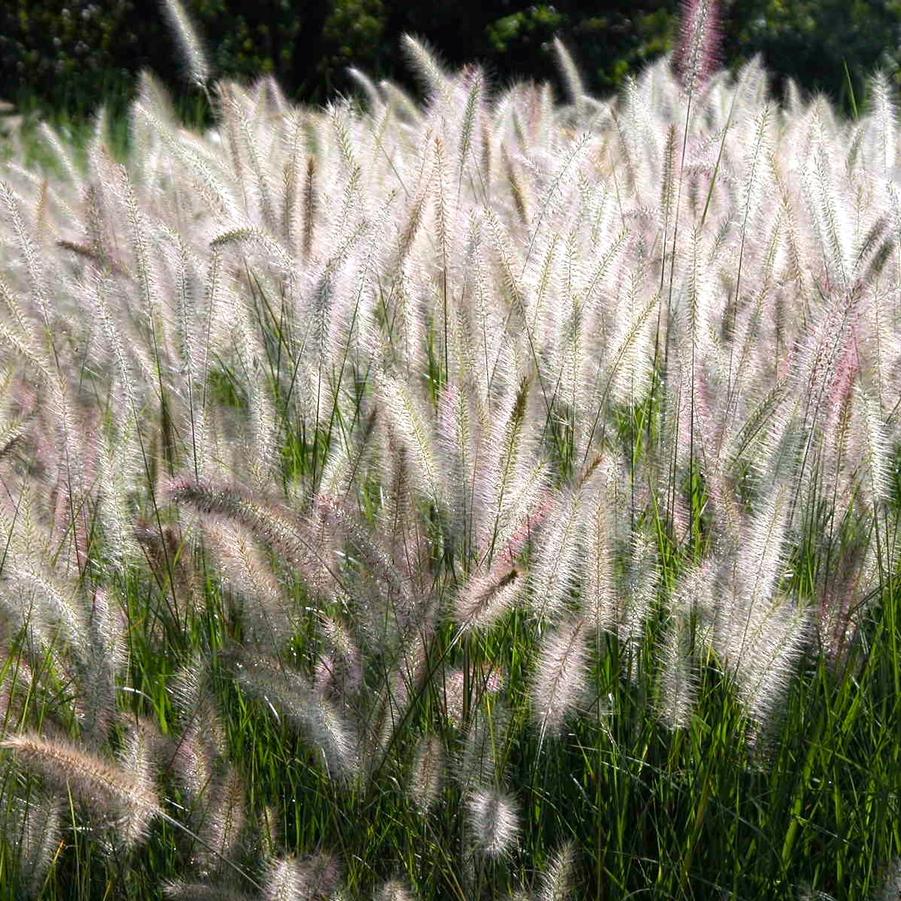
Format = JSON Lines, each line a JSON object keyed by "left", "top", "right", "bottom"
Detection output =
{"left": 673, "top": 0, "right": 721, "bottom": 95}
{"left": 467, "top": 787, "right": 520, "bottom": 858}
{"left": 161, "top": 0, "right": 211, "bottom": 87}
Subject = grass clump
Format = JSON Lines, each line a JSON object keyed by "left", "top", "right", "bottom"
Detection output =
{"left": 0, "top": 4, "right": 898, "bottom": 897}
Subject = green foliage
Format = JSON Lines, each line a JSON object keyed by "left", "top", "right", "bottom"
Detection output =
{"left": 1, "top": 1, "right": 898, "bottom": 118}
{"left": 726, "top": 0, "right": 901, "bottom": 109}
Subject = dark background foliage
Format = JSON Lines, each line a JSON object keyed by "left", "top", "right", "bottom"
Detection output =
{"left": 1, "top": 1, "right": 899, "bottom": 118}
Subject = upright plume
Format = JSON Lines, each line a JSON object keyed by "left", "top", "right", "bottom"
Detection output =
{"left": 161, "top": 0, "right": 211, "bottom": 88}
{"left": 673, "top": 0, "right": 721, "bottom": 95}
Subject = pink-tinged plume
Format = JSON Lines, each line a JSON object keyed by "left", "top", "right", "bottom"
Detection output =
{"left": 673, "top": 0, "right": 722, "bottom": 94}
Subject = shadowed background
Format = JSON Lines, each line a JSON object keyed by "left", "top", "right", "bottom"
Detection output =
{"left": 1, "top": 0, "right": 899, "bottom": 118}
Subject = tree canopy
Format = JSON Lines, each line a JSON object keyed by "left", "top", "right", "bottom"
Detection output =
{"left": 1, "top": 1, "right": 898, "bottom": 115}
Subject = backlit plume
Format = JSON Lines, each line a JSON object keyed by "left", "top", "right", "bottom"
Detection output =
{"left": 0, "top": 0, "right": 895, "bottom": 894}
